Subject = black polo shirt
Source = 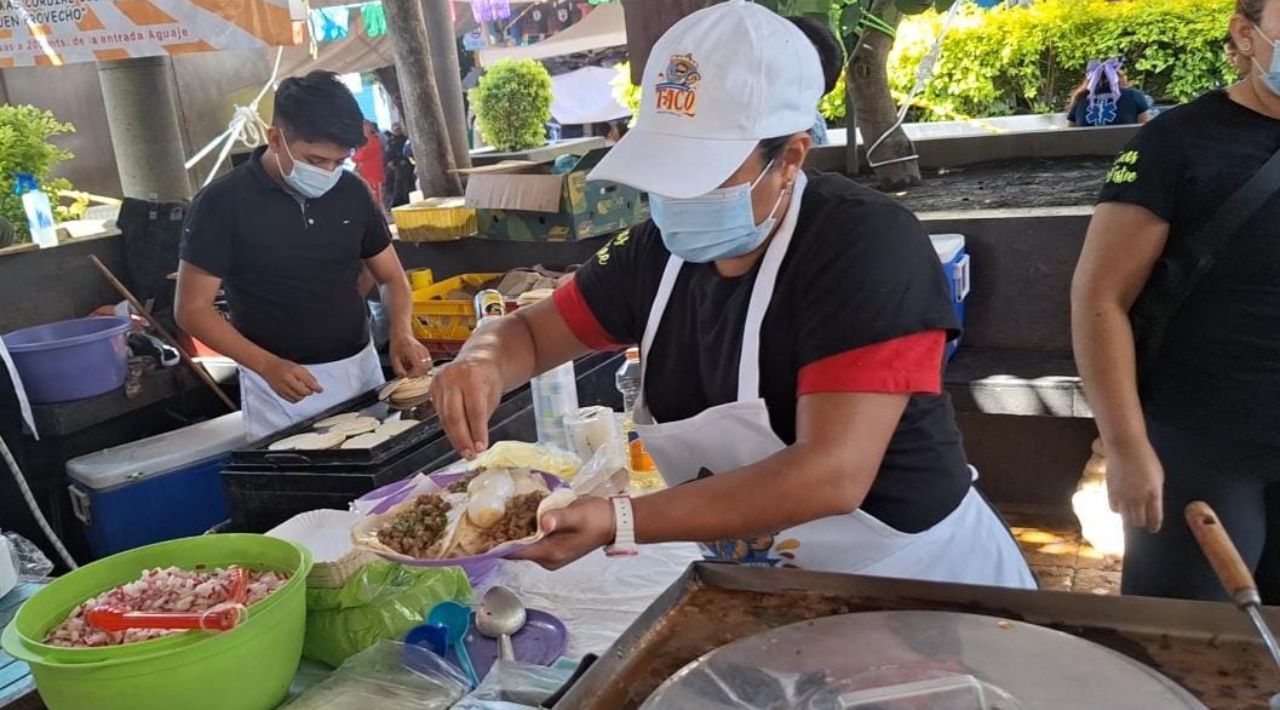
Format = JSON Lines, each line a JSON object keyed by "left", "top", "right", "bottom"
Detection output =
{"left": 180, "top": 147, "right": 391, "bottom": 365}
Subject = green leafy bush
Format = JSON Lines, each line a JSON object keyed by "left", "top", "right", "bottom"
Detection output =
{"left": 612, "top": 62, "right": 642, "bottom": 127}
{"left": 470, "top": 59, "right": 554, "bottom": 152}
{"left": 828, "top": 0, "right": 1236, "bottom": 122}
{"left": 0, "top": 105, "right": 75, "bottom": 243}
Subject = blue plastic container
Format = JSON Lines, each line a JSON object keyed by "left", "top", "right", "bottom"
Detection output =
{"left": 3, "top": 316, "right": 131, "bottom": 403}
{"left": 930, "top": 234, "right": 971, "bottom": 361}
{"left": 67, "top": 412, "right": 245, "bottom": 559}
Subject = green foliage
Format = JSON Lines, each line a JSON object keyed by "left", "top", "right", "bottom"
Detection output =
{"left": 870, "top": 0, "right": 1236, "bottom": 122}
{"left": 612, "top": 62, "right": 642, "bottom": 127}
{"left": 0, "top": 105, "right": 75, "bottom": 243}
{"left": 470, "top": 59, "right": 554, "bottom": 152}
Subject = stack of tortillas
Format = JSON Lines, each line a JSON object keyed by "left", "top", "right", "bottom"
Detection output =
{"left": 267, "top": 413, "right": 421, "bottom": 451}
{"left": 380, "top": 373, "right": 433, "bottom": 406}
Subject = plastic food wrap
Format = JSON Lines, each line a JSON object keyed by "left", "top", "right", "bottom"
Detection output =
{"left": 453, "top": 659, "right": 577, "bottom": 710}
{"left": 4, "top": 531, "right": 53, "bottom": 578}
{"left": 438, "top": 441, "right": 582, "bottom": 481}
{"left": 283, "top": 641, "right": 469, "bottom": 709}
{"left": 303, "top": 562, "right": 472, "bottom": 668}
{"left": 567, "top": 437, "right": 629, "bottom": 499}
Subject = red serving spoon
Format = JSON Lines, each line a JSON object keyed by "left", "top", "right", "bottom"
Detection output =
{"left": 85, "top": 567, "right": 250, "bottom": 633}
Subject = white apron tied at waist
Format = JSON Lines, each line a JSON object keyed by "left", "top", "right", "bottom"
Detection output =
{"left": 240, "top": 340, "right": 384, "bottom": 442}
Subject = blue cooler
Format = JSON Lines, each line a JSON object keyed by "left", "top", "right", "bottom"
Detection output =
{"left": 930, "top": 233, "right": 971, "bottom": 360}
{"left": 67, "top": 412, "right": 245, "bottom": 559}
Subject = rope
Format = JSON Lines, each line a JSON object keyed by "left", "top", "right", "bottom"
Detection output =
{"left": 2, "top": 432, "right": 78, "bottom": 570}
{"left": 865, "top": 0, "right": 964, "bottom": 169}
{"left": 185, "top": 46, "right": 284, "bottom": 189}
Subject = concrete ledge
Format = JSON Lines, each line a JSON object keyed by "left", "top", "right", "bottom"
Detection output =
{"left": 945, "top": 348, "right": 1089, "bottom": 419}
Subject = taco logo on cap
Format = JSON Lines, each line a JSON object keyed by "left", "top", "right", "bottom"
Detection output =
{"left": 655, "top": 54, "right": 700, "bottom": 117}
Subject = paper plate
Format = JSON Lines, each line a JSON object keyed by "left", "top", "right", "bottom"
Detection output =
{"left": 266, "top": 509, "right": 363, "bottom": 564}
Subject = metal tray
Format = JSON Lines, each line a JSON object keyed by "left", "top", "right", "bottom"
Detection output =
{"left": 554, "top": 563, "right": 1280, "bottom": 710}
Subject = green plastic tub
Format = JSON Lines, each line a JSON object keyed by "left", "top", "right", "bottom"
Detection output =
{"left": 1, "top": 534, "right": 312, "bottom": 710}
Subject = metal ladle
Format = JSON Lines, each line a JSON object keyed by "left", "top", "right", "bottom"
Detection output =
{"left": 1186, "top": 501, "right": 1280, "bottom": 709}
{"left": 476, "top": 586, "right": 527, "bottom": 662}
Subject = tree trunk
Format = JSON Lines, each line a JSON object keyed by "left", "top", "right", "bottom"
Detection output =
{"left": 382, "top": 0, "right": 461, "bottom": 197}
{"left": 422, "top": 0, "right": 472, "bottom": 170}
{"left": 622, "top": 0, "right": 717, "bottom": 85}
{"left": 848, "top": 0, "right": 921, "bottom": 190}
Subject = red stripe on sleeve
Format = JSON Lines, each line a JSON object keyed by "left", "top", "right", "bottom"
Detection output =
{"left": 552, "top": 279, "right": 621, "bottom": 352}
{"left": 798, "top": 330, "right": 946, "bottom": 396}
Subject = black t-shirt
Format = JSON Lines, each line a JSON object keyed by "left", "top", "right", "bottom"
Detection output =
{"left": 1069, "top": 88, "right": 1151, "bottom": 127}
{"left": 180, "top": 147, "right": 391, "bottom": 365}
{"left": 572, "top": 173, "right": 972, "bottom": 532}
{"left": 1098, "top": 91, "right": 1280, "bottom": 442}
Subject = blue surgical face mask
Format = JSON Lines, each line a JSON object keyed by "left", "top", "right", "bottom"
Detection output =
{"left": 650, "top": 161, "right": 787, "bottom": 263}
{"left": 276, "top": 136, "right": 344, "bottom": 199}
{"left": 1252, "top": 26, "right": 1280, "bottom": 97}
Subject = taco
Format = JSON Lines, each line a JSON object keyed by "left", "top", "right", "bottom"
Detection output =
{"left": 352, "top": 492, "right": 465, "bottom": 559}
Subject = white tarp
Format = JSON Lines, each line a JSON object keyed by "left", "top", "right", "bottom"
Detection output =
{"left": 478, "top": 1, "right": 625, "bottom": 66}
{"left": 550, "top": 66, "right": 630, "bottom": 125}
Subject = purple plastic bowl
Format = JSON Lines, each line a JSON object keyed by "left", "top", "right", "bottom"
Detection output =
{"left": 3, "top": 316, "right": 131, "bottom": 403}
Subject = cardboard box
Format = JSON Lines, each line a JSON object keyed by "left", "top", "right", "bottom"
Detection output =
{"left": 462, "top": 149, "right": 648, "bottom": 242}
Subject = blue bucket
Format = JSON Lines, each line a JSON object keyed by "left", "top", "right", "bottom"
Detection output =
{"left": 4, "top": 316, "right": 132, "bottom": 403}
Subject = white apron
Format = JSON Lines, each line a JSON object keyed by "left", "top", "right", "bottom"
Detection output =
{"left": 633, "top": 173, "right": 1035, "bottom": 589}
{"left": 240, "top": 340, "right": 385, "bottom": 441}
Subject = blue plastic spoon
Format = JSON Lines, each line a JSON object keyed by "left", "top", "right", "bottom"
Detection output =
{"left": 428, "top": 601, "right": 480, "bottom": 688}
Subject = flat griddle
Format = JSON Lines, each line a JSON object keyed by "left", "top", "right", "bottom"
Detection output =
{"left": 553, "top": 563, "right": 1280, "bottom": 710}
{"left": 231, "top": 389, "right": 438, "bottom": 467}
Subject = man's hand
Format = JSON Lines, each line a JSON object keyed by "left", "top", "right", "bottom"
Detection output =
{"left": 1106, "top": 440, "right": 1166, "bottom": 533}
{"left": 510, "top": 497, "right": 616, "bottom": 570}
{"left": 429, "top": 352, "right": 504, "bottom": 458}
{"left": 390, "top": 332, "right": 432, "bottom": 378}
{"left": 259, "top": 357, "right": 323, "bottom": 403}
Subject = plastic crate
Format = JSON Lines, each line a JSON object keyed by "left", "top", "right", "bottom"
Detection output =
{"left": 411, "top": 271, "right": 517, "bottom": 357}
{"left": 392, "top": 198, "right": 477, "bottom": 243}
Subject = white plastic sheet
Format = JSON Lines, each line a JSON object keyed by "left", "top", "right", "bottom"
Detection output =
{"left": 480, "top": 542, "right": 702, "bottom": 659}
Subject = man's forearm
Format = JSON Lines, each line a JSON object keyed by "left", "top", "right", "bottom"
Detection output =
{"left": 381, "top": 271, "right": 414, "bottom": 338}
{"left": 455, "top": 315, "right": 539, "bottom": 393}
{"left": 632, "top": 444, "right": 872, "bottom": 544}
{"left": 178, "top": 307, "right": 276, "bottom": 374}
{"left": 1074, "top": 301, "right": 1149, "bottom": 449}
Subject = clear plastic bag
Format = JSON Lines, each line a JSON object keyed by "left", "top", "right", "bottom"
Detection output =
{"left": 4, "top": 531, "right": 53, "bottom": 578}
{"left": 303, "top": 562, "right": 472, "bottom": 668}
{"left": 453, "top": 660, "right": 576, "bottom": 710}
{"left": 568, "top": 436, "right": 629, "bottom": 499}
{"left": 283, "top": 640, "right": 470, "bottom": 709}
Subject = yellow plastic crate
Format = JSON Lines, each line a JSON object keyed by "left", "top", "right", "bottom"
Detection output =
{"left": 392, "top": 197, "right": 477, "bottom": 243}
{"left": 410, "top": 271, "right": 509, "bottom": 355}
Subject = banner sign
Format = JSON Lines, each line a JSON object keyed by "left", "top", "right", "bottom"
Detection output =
{"left": 0, "top": 0, "right": 304, "bottom": 67}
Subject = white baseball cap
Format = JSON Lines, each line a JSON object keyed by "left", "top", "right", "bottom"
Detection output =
{"left": 588, "top": 0, "right": 824, "bottom": 199}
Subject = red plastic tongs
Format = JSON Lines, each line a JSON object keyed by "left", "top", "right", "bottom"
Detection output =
{"left": 86, "top": 567, "right": 249, "bottom": 632}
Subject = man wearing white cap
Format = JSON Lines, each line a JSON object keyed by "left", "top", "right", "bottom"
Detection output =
{"left": 431, "top": 0, "right": 1034, "bottom": 588}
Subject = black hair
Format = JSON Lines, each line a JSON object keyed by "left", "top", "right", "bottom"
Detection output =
{"left": 1238, "top": 0, "right": 1265, "bottom": 22}
{"left": 788, "top": 16, "right": 844, "bottom": 96}
{"left": 758, "top": 135, "right": 792, "bottom": 165}
{"left": 274, "top": 71, "right": 367, "bottom": 149}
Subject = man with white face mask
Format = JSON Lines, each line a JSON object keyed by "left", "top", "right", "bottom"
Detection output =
{"left": 429, "top": 1, "right": 1034, "bottom": 588}
{"left": 177, "top": 71, "right": 429, "bottom": 440}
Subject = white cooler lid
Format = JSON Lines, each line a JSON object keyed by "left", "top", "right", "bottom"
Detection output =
{"left": 930, "top": 233, "right": 966, "bottom": 263}
{"left": 67, "top": 412, "right": 245, "bottom": 490}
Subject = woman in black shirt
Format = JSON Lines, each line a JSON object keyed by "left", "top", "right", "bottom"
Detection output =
{"left": 1072, "top": 0, "right": 1280, "bottom": 601}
